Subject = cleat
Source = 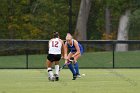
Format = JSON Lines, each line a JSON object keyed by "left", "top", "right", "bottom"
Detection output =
{"left": 72, "top": 75, "right": 77, "bottom": 80}
{"left": 77, "top": 74, "right": 81, "bottom": 78}
{"left": 54, "top": 74, "right": 59, "bottom": 81}
{"left": 72, "top": 76, "right": 76, "bottom": 80}
{"left": 48, "top": 77, "right": 55, "bottom": 82}
{"left": 55, "top": 77, "right": 59, "bottom": 81}
{"left": 76, "top": 73, "right": 81, "bottom": 78}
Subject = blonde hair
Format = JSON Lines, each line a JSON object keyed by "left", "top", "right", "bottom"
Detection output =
{"left": 66, "top": 33, "right": 73, "bottom": 40}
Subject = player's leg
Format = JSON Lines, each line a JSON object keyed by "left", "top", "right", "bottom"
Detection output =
{"left": 47, "top": 60, "right": 54, "bottom": 81}
{"left": 67, "top": 53, "right": 77, "bottom": 80}
{"left": 54, "top": 61, "right": 59, "bottom": 81}
{"left": 54, "top": 54, "right": 61, "bottom": 81}
{"left": 47, "top": 54, "right": 55, "bottom": 81}
{"left": 73, "top": 54, "right": 81, "bottom": 78}
{"left": 74, "top": 45, "right": 84, "bottom": 78}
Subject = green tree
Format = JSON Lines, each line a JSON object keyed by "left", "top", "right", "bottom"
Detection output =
{"left": 87, "top": 0, "right": 140, "bottom": 40}
{"left": 129, "top": 9, "right": 140, "bottom": 40}
{"left": 0, "top": 0, "right": 70, "bottom": 39}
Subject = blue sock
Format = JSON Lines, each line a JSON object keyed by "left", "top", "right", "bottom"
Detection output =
{"left": 74, "top": 62, "right": 80, "bottom": 75}
{"left": 68, "top": 63, "right": 76, "bottom": 75}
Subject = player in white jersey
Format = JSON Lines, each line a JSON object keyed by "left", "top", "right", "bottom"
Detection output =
{"left": 47, "top": 32, "right": 65, "bottom": 81}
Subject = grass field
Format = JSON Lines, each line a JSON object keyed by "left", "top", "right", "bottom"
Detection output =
{"left": 0, "top": 69, "right": 140, "bottom": 93}
{"left": 0, "top": 51, "right": 140, "bottom": 92}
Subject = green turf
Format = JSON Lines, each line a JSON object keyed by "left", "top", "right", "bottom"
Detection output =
{"left": 0, "top": 69, "right": 140, "bottom": 93}
{"left": 0, "top": 51, "right": 140, "bottom": 68}
{"left": 115, "top": 51, "right": 140, "bottom": 67}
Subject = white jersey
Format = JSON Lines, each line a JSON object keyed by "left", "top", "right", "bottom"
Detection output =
{"left": 48, "top": 38, "right": 62, "bottom": 54}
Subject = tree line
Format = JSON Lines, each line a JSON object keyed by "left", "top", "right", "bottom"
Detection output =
{"left": 0, "top": 0, "right": 140, "bottom": 40}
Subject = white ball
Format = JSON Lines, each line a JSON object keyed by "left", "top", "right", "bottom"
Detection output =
{"left": 82, "top": 74, "right": 85, "bottom": 76}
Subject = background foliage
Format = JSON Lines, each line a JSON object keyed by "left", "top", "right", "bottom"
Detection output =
{"left": 0, "top": 0, "right": 140, "bottom": 40}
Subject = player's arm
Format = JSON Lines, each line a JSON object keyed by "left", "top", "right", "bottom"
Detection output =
{"left": 64, "top": 42, "right": 68, "bottom": 59}
{"left": 72, "top": 40, "right": 80, "bottom": 58}
{"left": 61, "top": 40, "right": 65, "bottom": 58}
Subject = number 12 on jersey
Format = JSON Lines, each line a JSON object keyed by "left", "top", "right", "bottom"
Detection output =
{"left": 52, "top": 41, "right": 58, "bottom": 47}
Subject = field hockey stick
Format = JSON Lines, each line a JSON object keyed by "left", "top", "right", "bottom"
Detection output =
{"left": 59, "top": 64, "right": 67, "bottom": 71}
{"left": 59, "top": 57, "right": 74, "bottom": 71}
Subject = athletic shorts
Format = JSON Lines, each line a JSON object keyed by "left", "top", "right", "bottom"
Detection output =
{"left": 47, "top": 54, "right": 61, "bottom": 62}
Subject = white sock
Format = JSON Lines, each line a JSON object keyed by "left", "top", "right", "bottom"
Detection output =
{"left": 55, "top": 65, "right": 59, "bottom": 75}
{"left": 47, "top": 68, "right": 53, "bottom": 78}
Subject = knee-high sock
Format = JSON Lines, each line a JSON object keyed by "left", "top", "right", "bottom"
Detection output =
{"left": 55, "top": 65, "right": 59, "bottom": 75}
{"left": 74, "top": 62, "right": 79, "bottom": 75}
{"left": 68, "top": 63, "right": 76, "bottom": 75}
{"left": 47, "top": 67, "right": 53, "bottom": 78}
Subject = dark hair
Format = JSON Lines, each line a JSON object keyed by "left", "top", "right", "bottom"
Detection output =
{"left": 53, "top": 32, "right": 59, "bottom": 38}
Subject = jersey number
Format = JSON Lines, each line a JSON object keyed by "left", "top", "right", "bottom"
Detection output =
{"left": 52, "top": 41, "right": 58, "bottom": 47}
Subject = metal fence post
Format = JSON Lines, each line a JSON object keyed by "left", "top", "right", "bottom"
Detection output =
{"left": 112, "top": 41, "right": 115, "bottom": 68}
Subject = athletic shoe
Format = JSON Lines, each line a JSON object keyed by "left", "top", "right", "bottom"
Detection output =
{"left": 72, "top": 74, "right": 77, "bottom": 80}
{"left": 54, "top": 74, "right": 59, "bottom": 81}
{"left": 55, "top": 77, "right": 59, "bottom": 81}
{"left": 48, "top": 77, "right": 55, "bottom": 82}
{"left": 77, "top": 74, "right": 81, "bottom": 78}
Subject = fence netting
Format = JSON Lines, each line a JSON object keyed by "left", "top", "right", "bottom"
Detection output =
{"left": 0, "top": 40, "right": 140, "bottom": 69}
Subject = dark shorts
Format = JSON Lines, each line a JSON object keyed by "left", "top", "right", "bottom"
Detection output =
{"left": 47, "top": 54, "right": 61, "bottom": 62}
